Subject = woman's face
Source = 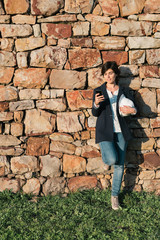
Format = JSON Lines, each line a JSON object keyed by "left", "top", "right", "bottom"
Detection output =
{"left": 103, "top": 68, "right": 116, "bottom": 84}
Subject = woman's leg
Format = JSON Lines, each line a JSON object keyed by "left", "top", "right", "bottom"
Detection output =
{"left": 112, "top": 132, "right": 127, "bottom": 197}
{"left": 99, "top": 141, "right": 118, "bottom": 166}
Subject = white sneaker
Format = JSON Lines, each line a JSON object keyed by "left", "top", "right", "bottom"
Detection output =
{"left": 111, "top": 196, "right": 121, "bottom": 210}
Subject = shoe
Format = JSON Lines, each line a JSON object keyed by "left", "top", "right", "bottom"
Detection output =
{"left": 111, "top": 196, "right": 121, "bottom": 210}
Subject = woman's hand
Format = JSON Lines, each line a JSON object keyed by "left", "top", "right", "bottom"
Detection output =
{"left": 95, "top": 93, "right": 105, "bottom": 106}
{"left": 120, "top": 106, "right": 136, "bottom": 115}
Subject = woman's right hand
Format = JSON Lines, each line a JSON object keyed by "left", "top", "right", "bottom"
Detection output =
{"left": 95, "top": 93, "right": 105, "bottom": 106}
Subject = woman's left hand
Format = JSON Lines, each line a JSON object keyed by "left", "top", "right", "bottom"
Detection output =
{"left": 120, "top": 106, "right": 136, "bottom": 115}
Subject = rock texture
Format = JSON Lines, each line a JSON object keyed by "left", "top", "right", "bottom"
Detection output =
{"left": 0, "top": 0, "right": 159, "bottom": 196}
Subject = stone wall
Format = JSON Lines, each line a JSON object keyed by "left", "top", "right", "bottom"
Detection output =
{"left": 0, "top": 0, "right": 160, "bottom": 196}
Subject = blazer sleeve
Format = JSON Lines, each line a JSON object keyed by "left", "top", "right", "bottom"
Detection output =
{"left": 92, "top": 89, "right": 102, "bottom": 117}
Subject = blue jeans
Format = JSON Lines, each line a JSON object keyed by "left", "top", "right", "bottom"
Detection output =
{"left": 99, "top": 133, "right": 127, "bottom": 196}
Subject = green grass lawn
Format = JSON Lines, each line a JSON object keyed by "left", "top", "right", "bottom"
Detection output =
{"left": 0, "top": 189, "right": 159, "bottom": 240}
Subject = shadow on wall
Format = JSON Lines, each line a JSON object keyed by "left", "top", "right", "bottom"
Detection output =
{"left": 118, "top": 66, "right": 157, "bottom": 192}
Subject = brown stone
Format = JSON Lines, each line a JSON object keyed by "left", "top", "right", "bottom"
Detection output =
{"left": 88, "top": 68, "right": 104, "bottom": 89}
{"left": 102, "top": 51, "right": 128, "bottom": 65}
{"left": 0, "top": 112, "right": 13, "bottom": 121}
{"left": 85, "top": 14, "right": 111, "bottom": 23}
{"left": 24, "top": 109, "right": 56, "bottom": 136}
{"left": 14, "top": 68, "right": 49, "bottom": 89}
{"left": 43, "top": 177, "right": 66, "bottom": 196}
{"left": 143, "top": 179, "right": 160, "bottom": 194}
{"left": 91, "top": 21, "right": 109, "bottom": 36}
{"left": 93, "top": 36, "right": 125, "bottom": 50}
{"left": 11, "top": 156, "right": 39, "bottom": 174}
{"left": 40, "top": 155, "right": 61, "bottom": 177}
{"left": 19, "top": 89, "right": 41, "bottom": 100}
{"left": 49, "top": 133, "right": 74, "bottom": 143}
{"left": 16, "top": 52, "right": 28, "bottom": 68}
{"left": 87, "top": 157, "right": 108, "bottom": 174}
{"left": 12, "top": 15, "right": 36, "bottom": 24}
{"left": 0, "top": 68, "right": 14, "bottom": 84}
{"left": 71, "top": 38, "right": 92, "bottom": 48}
{"left": 15, "top": 37, "right": 45, "bottom": 52}
{"left": 0, "top": 15, "right": 10, "bottom": 23}
{"left": 38, "top": 14, "right": 77, "bottom": 23}
{"left": 139, "top": 14, "right": 160, "bottom": 22}
{"left": 65, "top": 0, "right": 94, "bottom": 14}
{"left": 0, "top": 156, "right": 10, "bottom": 176}
{"left": 36, "top": 98, "right": 66, "bottom": 112}
{"left": 81, "top": 145, "right": 100, "bottom": 158}
{"left": 129, "top": 50, "right": 145, "bottom": 64}
{"left": 135, "top": 88, "right": 156, "bottom": 117}
{"left": 119, "top": 77, "right": 141, "bottom": 90}
{"left": 31, "top": 0, "right": 64, "bottom": 16}
{"left": 63, "top": 154, "right": 86, "bottom": 173}
{"left": 50, "top": 69, "right": 86, "bottom": 90}
{"left": 99, "top": 0, "right": 119, "bottom": 16}
{"left": 0, "top": 135, "right": 21, "bottom": 147}
{"left": 128, "top": 138, "right": 155, "bottom": 150}
{"left": 140, "top": 152, "right": 160, "bottom": 170}
{"left": 118, "top": 0, "right": 145, "bottom": 16}
{"left": 144, "top": 0, "right": 160, "bottom": 14}
{"left": 127, "top": 37, "right": 160, "bottom": 49}
{"left": 57, "top": 111, "right": 85, "bottom": 133}
{"left": 139, "top": 66, "right": 159, "bottom": 78}
{"left": 142, "top": 78, "right": 160, "bottom": 88}
{"left": 14, "top": 111, "right": 24, "bottom": 123}
{"left": 119, "top": 65, "right": 138, "bottom": 77}
{"left": 0, "top": 147, "right": 24, "bottom": 156}
{"left": 81, "top": 131, "right": 90, "bottom": 140}
{"left": 23, "top": 178, "right": 40, "bottom": 195}
{"left": 150, "top": 117, "right": 160, "bottom": 128}
{"left": 11, "top": 123, "right": 23, "bottom": 137}
{"left": 0, "top": 24, "right": 32, "bottom": 38}
{"left": 66, "top": 90, "right": 93, "bottom": 111}
{"left": 4, "top": 0, "right": 29, "bottom": 14}
{"left": 139, "top": 170, "right": 155, "bottom": 180}
{"left": 9, "top": 100, "right": 34, "bottom": 112}
{"left": 0, "top": 178, "right": 20, "bottom": 193}
{"left": 146, "top": 49, "right": 160, "bottom": 65}
{"left": 73, "top": 22, "right": 90, "bottom": 36}
{"left": 68, "top": 48, "right": 102, "bottom": 69}
{"left": 30, "top": 46, "right": 67, "bottom": 69}
{"left": 0, "top": 1, "right": 5, "bottom": 14}
{"left": 111, "top": 18, "right": 152, "bottom": 36}
{"left": 41, "top": 23, "right": 72, "bottom": 38}
{"left": 0, "top": 86, "right": 18, "bottom": 102}
{"left": 26, "top": 137, "right": 50, "bottom": 156}
{"left": 0, "top": 102, "right": 9, "bottom": 112}
{"left": 50, "top": 141, "right": 76, "bottom": 155}
{"left": 0, "top": 51, "right": 16, "bottom": 67}
{"left": 68, "top": 176, "right": 97, "bottom": 192}
{"left": 0, "top": 38, "right": 14, "bottom": 51}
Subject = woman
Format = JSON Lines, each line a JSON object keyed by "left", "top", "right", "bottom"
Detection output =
{"left": 92, "top": 61, "right": 137, "bottom": 210}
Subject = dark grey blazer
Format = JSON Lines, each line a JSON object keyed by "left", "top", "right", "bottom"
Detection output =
{"left": 92, "top": 82, "right": 136, "bottom": 143}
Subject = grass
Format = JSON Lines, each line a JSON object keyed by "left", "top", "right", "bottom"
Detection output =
{"left": 0, "top": 189, "right": 159, "bottom": 240}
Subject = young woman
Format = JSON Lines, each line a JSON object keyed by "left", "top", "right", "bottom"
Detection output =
{"left": 92, "top": 61, "right": 137, "bottom": 210}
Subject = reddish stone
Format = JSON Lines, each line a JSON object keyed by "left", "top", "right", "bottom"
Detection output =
{"left": 0, "top": 102, "right": 9, "bottom": 112}
{"left": 99, "top": 0, "right": 119, "bottom": 17}
{"left": 102, "top": 51, "right": 128, "bottom": 65}
{"left": 68, "top": 48, "right": 102, "bottom": 69}
{"left": 42, "top": 23, "right": 72, "bottom": 38}
{"left": 0, "top": 68, "right": 14, "bottom": 84}
{"left": 31, "top": 0, "right": 64, "bottom": 16}
{"left": 81, "top": 145, "right": 101, "bottom": 158}
{"left": 71, "top": 38, "right": 92, "bottom": 48}
{"left": 150, "top": 117, "right": 160, "bottom": 128}
{"left": 14, "top": 68, "right": 50, "bottom": 89}
{"left": 156, "top": 89, "right": 160, "bottom": 104}
{"left": 26, "top": 137, "right": 50, "bottom": 156}
{"left": 139, "top": 66, "right": 159, "bottom": 78}
{"left": 140, "top": 152, "right": 160, "bottom": 170}
{"left": 68, "top": 176, "right": 98, "bottom": 192}
{"left": 66, "top": 90, "right": 93, "bottom": 110}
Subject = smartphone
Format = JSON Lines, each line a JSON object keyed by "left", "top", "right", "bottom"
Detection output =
{"left": 96, "top": 90, "right": 103, "bottom": 96}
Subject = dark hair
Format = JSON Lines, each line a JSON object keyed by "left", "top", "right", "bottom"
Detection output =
{"left": 101, "top": 61, "right": 120, "bottom": 84}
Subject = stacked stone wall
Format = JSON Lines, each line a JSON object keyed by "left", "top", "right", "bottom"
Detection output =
{"left": 0, "top": 0, "right": 160, "bottom": 196}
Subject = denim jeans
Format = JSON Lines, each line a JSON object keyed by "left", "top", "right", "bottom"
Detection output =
{"left": 99, "top": 133, "right": 127, "bottom": 196}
